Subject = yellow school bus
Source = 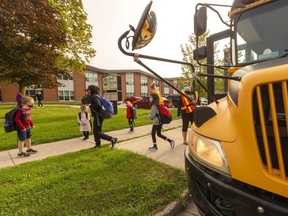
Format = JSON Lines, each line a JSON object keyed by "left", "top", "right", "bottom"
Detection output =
{"left": 186, "top": 0, "right": 288, "bottom": 215}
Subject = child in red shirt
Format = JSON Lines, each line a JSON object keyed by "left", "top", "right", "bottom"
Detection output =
{"left": 15, "top": 96, "right": 38, "bottom": 157}
{"left": 126, "top": 101, "right": 136, "bottom": 133}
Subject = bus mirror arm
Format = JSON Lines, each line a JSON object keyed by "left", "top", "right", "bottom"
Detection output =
{"left": 118, "top": 30, "right": 193, "bottom": 100}
{"left": 198, "top": 73, "right": 241, "bottom": 81}
{"left": 118, "top": 29, "right": 221, "bottom": 104}
{"left": 136, "top": 58, "right": 220, "bottom": 105}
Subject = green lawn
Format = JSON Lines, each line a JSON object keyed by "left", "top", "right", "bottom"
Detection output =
{"left": 0, "top": 146, "right": 187, "bottom": 215}
{"left": 0, "top": 104, "right": 186, "bottom": 215}
{"left": 0, "top": 104, "right": 178, "bottom": 151}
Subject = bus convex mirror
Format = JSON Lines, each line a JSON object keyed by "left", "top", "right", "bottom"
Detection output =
{"left": 193, "top": 46, "right": 207, "bottom": 60}
{"left": 194, "top": 6, "right": 207, "bottom": 36}
{"left": 132, "top": 1, "right": 157, "bottom": 50}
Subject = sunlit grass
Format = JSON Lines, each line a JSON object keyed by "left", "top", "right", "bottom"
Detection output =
{"left": 0, "top": 104, "right": 177, "bottom": 151}
{"left": 0, "top": 146, "right": 187, "bottom": 215}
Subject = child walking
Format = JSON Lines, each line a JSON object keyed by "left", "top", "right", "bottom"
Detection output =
{"left": 148, "top": 93, "right": 175, "bottom": 151}
{"left": 78, "top": 105, "right": 91, "bottom": 140}
{"left": 35, "top": 91, "right": 44, "bottom": 108}
{"left": 15, "top": 96, "right": 38, "bottom": 157}
{"left": 126, "top": 101, "right": 136, "bottom": 133}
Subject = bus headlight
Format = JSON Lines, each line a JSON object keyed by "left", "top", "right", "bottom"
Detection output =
{"left": 188, "top": 129, "right": 231, "bottom": 176}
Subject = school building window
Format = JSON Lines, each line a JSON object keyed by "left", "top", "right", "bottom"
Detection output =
{"left": 26, "top": 89, "right": 37, "bottom": 98}
{"left": 141, "top": 77, "right": 148, "bottom": 86}
{"left": 141, "top": 93, "right": 148, "bottom": 97}
{"left": 173, "top": 80, "right": 178, "bottom": 94}
{"left": 57, "top": 74, "right": 73, "bottom": 80}
{"left": 154, "top": 80, "right": 160, "bottom": 87}
{"left": 126, "top": 92, "right": 134, "bottom": 97}
{"left": 85, "top": 72, "right": 98, "bottom": 83}
{"left": 58, "top": 91, "right": 74, "bottom": 101}
{"left": 126, "top": 73, "right": 134, "bottom": 85}
{"left": 173, "top": 80, "right": 178, "bottom": 87}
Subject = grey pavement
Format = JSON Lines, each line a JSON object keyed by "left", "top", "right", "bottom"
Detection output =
{"left": 0, "top": 119, "right": 199, "bottom": 216}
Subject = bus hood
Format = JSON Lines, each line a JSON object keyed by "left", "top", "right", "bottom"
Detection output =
{"left": 193, "top": 96, "right": 238, "bottom": 143}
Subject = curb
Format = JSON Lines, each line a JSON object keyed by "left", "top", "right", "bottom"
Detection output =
{"left": 155, "top": 189, "right": 191, "bottom": 216}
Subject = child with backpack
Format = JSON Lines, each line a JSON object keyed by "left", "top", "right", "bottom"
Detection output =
{"left": 147, "top": 93, "right": 175, "bottom": 151}
{"left": 15, "top": 96, "right": 38, "bottom": 157}
{"left": 126, "top": 101, "right": 136, "bottom": 133}
{"left": 77, "top": 105, "right": 91, "bottom": 140}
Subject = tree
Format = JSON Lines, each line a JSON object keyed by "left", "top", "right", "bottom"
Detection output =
{"left": 180, "top": 32, "right": 228, "bottom": 98}
{"left": 0, "top": 0, "right": 95, "bottom": 94}
{"left": 180, "top": 32, "right": 210, "bottom": 98}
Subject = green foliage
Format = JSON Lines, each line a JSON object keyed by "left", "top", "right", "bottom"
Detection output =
{"left": 49, "top": 0, "right": 96, "bottom": 73}
{"left": 180, "top": 31, "right": 228, "bottom": 98}
{"left": 0, "top": 105, "right": 178, "bottom": 151}
{"left": 0, "top": 0, "right": 68, "bottom": 91}
{"left": 0, "top": 0, "right": 95, "bottom": 93}
{"left": 180, "top": 32, "right": 210, "bottom": 98}
{"left": 0, "top": 147, "right": 187, "bottom": 215}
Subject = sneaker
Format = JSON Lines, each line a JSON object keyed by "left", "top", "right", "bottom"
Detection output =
{"left": 128, "top": 130, "right": 134, "bottom": 134}
{"left": 148, "top": 146, "right": 158, "bottom": 151}
{"left": 170, "top": 140, "right": 175, "bottom": 150}
{"left": 26, "top": 148, "right": 38, "bottom": 154}
{"left": 92, "top": 145, "right": 101, "bottom": 149}
{"left": 18, "top": 152, "right": 30, "bottom": 157}
{"left": 82, "top": 137, "right": 87, "bottom": 141}
{"left": 111, "top": 138, "right": 118, "bottom": 148}
{"left": 183, "top": 141, "right": 188, "bottom": 145}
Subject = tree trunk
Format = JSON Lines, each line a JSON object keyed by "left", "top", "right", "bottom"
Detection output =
{"left": 18, "top": 83, "right": 26, "bottom": 96}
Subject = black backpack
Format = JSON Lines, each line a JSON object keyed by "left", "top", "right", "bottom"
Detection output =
{"left": 78, "top": 111, "right": 92, "bottom": 128}
{"left": 78, "top": 112, "right": 88, "bottom": 120}
{"left": 130, "top": 107, "right": 137, "bottom": 119}
{"left": 4, "top": 107, "right": 26, "bottom": 133}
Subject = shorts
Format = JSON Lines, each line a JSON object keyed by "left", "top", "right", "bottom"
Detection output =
{"left": 17, "top": 127, "right": 31, "bottom": 141}
{"left": 181, "top": 111, "right": 194, "bottom": 132}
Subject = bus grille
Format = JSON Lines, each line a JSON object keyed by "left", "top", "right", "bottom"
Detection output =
{"left": 253, "top": 80, "right": 288, "bottom": 179}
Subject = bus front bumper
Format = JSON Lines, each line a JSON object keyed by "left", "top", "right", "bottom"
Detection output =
{"left": 184, "top": 147, "right": 288, "bottom": 216}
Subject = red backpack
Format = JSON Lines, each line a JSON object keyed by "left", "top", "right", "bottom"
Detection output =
{"left": 157, "top": 104, "right": 172, "bottom": 124}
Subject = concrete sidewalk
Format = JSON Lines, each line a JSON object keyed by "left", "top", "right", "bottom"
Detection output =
{"left": 0, "top": 119, "right": 199, "bottom": 216}
{"left": 0, "top": 119, "right": 183, "bottom": 169}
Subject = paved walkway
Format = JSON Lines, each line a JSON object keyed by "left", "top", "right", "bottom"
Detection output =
{"left": 0, "top": 119, "right": 199, "bottom": 216}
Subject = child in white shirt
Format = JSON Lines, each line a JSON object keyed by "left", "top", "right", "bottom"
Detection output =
{"left": 77, "top": 105, "right": 91, "bottom": 140}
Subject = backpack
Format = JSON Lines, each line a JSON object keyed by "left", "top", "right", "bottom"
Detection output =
{"left": 78, "top": 112, "right": 88, "bottom": 120}
{"left": 157, "top": 104, "right": 172, "bottom": 124}
{"left": 130, "top": 107, "right": 137, "bottom": 119}
{"left": 78, "top": 111, "right": 92, "bottom": 127}
{"left": 97, "top": 95, "right": 114, "bottom": 119}
{"left": 3, "top": 107, "right": 26, "bottom": 133}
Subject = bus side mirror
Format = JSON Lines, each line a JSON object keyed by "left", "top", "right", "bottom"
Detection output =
{"left": 193, "top": 46, "right": 207, "bottom": 60}
{"left": 132, "top": 1, "right": 157, "bottom": 50}
{"left": 194, "top": 7, "right": 207, "bottom": 36}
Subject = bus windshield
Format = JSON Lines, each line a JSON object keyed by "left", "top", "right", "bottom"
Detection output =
{"left": 235, "top": 0, "right": 288, "bottom": 64}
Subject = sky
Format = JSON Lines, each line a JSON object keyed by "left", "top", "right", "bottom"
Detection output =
{"left": 82, "top": 0, "right": 233, "bottom": 78}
